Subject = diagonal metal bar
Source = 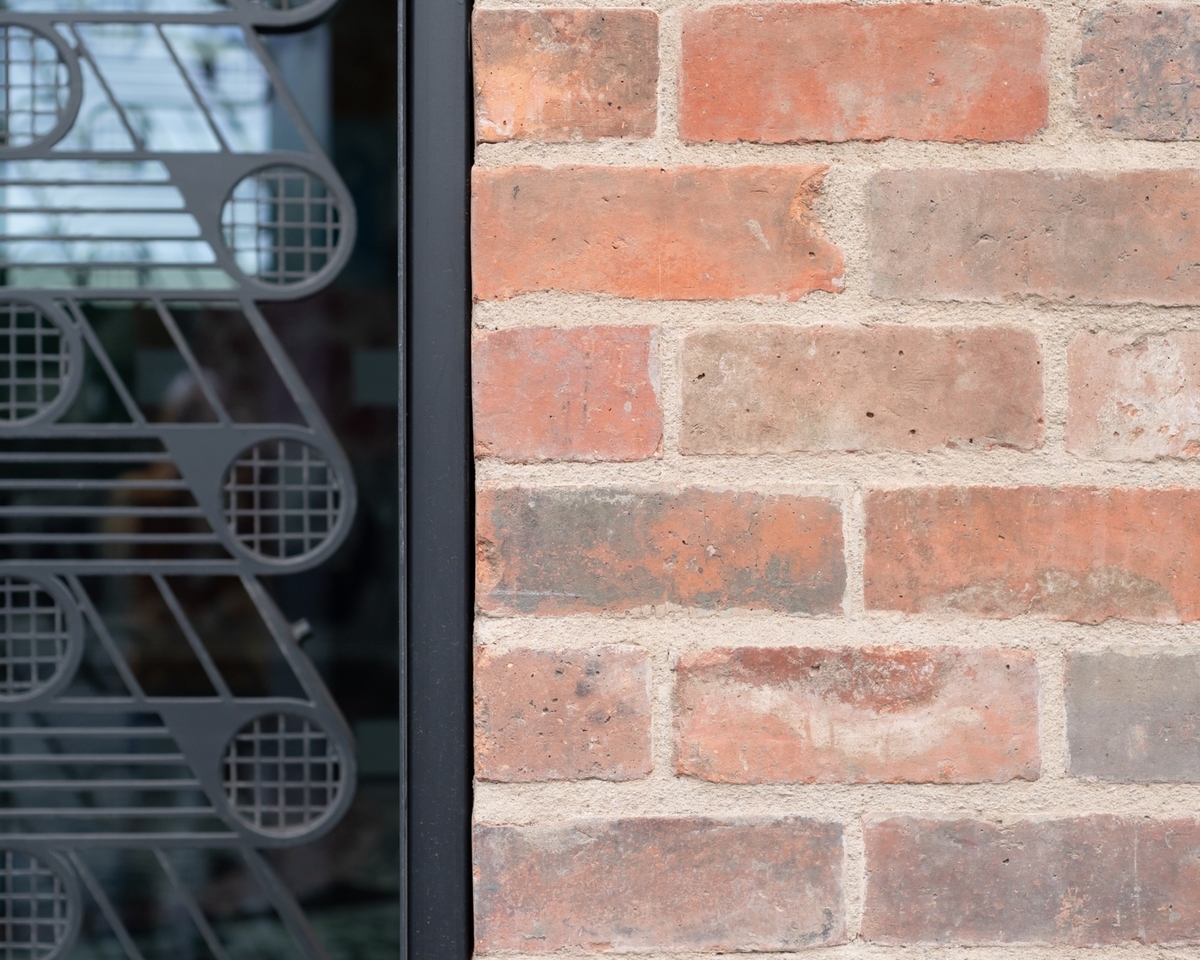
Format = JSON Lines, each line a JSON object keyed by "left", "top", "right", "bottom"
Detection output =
{"left": 70, "top": 851, "right": 148, "bottom": 960}
{"left": 154, "top": 848, "right": 234, "bottom": 960}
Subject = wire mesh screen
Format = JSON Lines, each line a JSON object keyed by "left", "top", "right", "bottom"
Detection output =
{"left": 222, "top": 713, "right": 344, "bottom": 837}
{"left": 0, "top": 0, "right": 366, "bottom": 956}
{"left": 222, "top": 438, "right": 345, "bottom": 561}
{"left": 221, "top": 166, "right": 342, "bottom": 286}
{"left": 0, "top": 26, "right": 71, "bottom": 149}
{"left": 0, "top": 850, "right": 73, "bottom": 960}
{"left": 0, "top": 578, "right": 71, "bottom": 699}
{"left": 0, "top": 304, "right": 70, "bottom": 425}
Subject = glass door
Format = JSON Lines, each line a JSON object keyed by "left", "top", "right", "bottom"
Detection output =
{"left": 0, "top": 0, "right": 400, "bottom": 955}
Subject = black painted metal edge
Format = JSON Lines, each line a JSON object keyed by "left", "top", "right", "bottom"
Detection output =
{"left": 404, "top": 0, "right": 474, "bottom": 953}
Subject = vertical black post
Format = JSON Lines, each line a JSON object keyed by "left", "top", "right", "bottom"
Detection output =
{"left": 405, "top": 0, "right": 474, "bottom": 953}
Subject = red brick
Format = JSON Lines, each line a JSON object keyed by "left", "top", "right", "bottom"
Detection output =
{"left": 475, "top": 817, "right": 845, "bottom": 952}
{"left": 674, "top": 646, "right": 1039, "bottom": 784}
{"left": 474, "top": 646, "right": 652, "bottom": 782}
{"left": 1078, "top": 4, "right": 1200, "bottom": 141}
{"left": 682, "top": 3, "right": 1047, "bottom": 144}
{"left": 1068, "top": 331, "right": 1200, "bottom": 461}
{"left": 472, "top": 165, "right": 844, "bottom": 301}
{"left": 477, "top": 487, "right": 845, "bottom": 615}
{"left": 681, "top": 324, "right": 1043, "bottom": 454}
{"left": 869, "top": 170, "right": 1200, "bottom": 304}
{"left": 864, "top": 817, "right": 1200, "bottom": 945}
{"left": 864, "top": 486, "right": 1200, "bottom": 623}
{"left": 474, "top": 326, "right": 661, "bottom": 462}
{"left": 473, "top": 10, "right": 658, "bottom": 142}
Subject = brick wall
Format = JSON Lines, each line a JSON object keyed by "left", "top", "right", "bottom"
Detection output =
{"left": 470, "top": 0, "right": 1200, "bottom": 953}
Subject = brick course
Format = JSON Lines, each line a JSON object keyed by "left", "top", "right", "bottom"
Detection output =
{"left": 475, "top": 817, "right": 845, "bottom": 952}
{"left": 473, "top": 325, "right": 661, "bottom": 462}
{"left": 681, "top": 3, "right": 1048, "bottom": 143}
{"left": 674, "top": 646, "right": 1040, "bottom": 783}
{"left": 864, "top": 817, "right": 1200, "bottom": 945}
{"left": 681, "top": 325, "right": 1043, "bottom": 454}
{"left": 473, "top": 9, "right": 659, "bottom": 142}
{"left": 475, "top": 645, "right": 652, "bottom": 781}
{"left": 472, "top": 165, "right": 844, "bottom": 300}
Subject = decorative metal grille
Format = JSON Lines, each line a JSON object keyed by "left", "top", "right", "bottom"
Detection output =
{"left": 0, "top": 0, "right": 360, "bottom": 957}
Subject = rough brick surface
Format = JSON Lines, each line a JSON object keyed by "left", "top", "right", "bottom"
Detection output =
{"left": 681, "top": 325, "right": 1043, "bottom": 454}
{"left": 674, "top": 646, "right": 1040, "bottom": 784}
{"left": 475, "top": 646, "right": 652, "bottom": 782}
{"left": 472, "top": 166, "right": 844, "bottom": 301}
{"left": 477, "top": 487, "right": 846, "bottom": 615}
{"left": 869, "top": 169, "right": 1200, "bottom": 304}
{"left": 681, "top": 3, "right": 1048, "bottom": 144}
{"left": 864, "top": 817, "right": 1200, "bottom": 945}
{"left": 473, "top": 326, "right": 661, "bottom": 462}
{"left": 473, "top": 10, "right": 658, "bottom": 142}
{"left": 864, "top": 486, "right": 1200, "bottom": 623}
{"left": 1078, "top": 4, "right": 1200, "bottom": 141}
{"left": 474, "top": 817, "right": 845, "bottom": 952}
{"left": 1068, "top": 331, "right": 1200, "bottom": 460}
{"left": 1067, "top": 650, "right": 1200, "bottom": 781}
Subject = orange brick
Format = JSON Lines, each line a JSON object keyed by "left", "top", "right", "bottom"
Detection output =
{"left": 674, "top": 646, "right": 1040, "bottom": 783}
{"left": 870, "top": 169, "right": 1200, "bottom": 304}
{"left": 474, "top": 646, "right": 652, "bottom": 782}
{"left": 472, "top": 165, "right": 844, "bottom": 301}
{"left": 477, "top": 487, "right": 845, "bottom": 615}
{"left": 473, "top": 9, "right": 658, "bottom": 142}
{"left": 865, "top": 486, "right": 1200, "bottom": 623}
{"left": 1068, "top": 331, "right": 1200, "bottom": 461}
{"left": 475, "top": 817, "right": 845, "bottom": 952}
{"left": 473, "top": 325, "right": 661, "bottom": 462}
{"left": 864, "top": 817, "right": 1200, "bottom": 945}
{"left": 681, "top": 3, "right": 1047, "bottom": 143}
{"left": 681, "top": 324, "right": 1043, "bottom": 454}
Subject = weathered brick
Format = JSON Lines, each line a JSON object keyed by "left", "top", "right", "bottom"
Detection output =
{"left": 473, "top": 10, "right": 658, "bottom": 142}
{"left": 475, "top": 645, "right": 652, "bottom": 782}
{"left": 477, "top": 487, "right": 845, "bottom": 615}
{"left": 474, "top": 326, "right": 661, "bottom": 462}
{"left": 864, "top": 486, "right": 1200, "bottom": 623}
{"left": 475, "top": 817, "right": 845, "bottom": 952}
{"left": 864, "top": 817, "right": 1200, "bottom": 945}
{"left": 1068, "top": 331, "right": 1200, "bottom": 460}
{"left": 869, "top": 170, "right": 1200, "bottom": 304}
{"left": 681, "top": 3, "right": 1047, "bottom": 144}
{"left": 681, "top": 325, "right": 1043, "bottom": 454}
{"left": 675, "top": 646, "right": 1039, "bottom": 784}
{"left": 1067, "top": 650, "right": 1200, "bottom": 781}
{"left": 1078, "top": 4, "right": 1200, "bottom": 140}
{"left": 472, "top": 165, "right": 844, "bottom": 301}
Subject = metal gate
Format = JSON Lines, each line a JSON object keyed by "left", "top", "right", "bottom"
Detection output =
{"left": 0, "top": 2, "right": 366, "bottom": 956}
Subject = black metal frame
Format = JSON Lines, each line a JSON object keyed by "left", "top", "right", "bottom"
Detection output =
{"left": 401, "top": 0, "right": 475, "bottom": 954}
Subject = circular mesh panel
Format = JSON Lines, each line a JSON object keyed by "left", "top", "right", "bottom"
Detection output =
{"left": 222, "top": 713, "right": 344, "bottom": 836}
{"left": 222, "top": 439, "right": 345, "bottom": 562}
{"left": 0, "top": 304, "right": 71, "bottom": 425}
{"left": 0, "top": 578, "right": 72, "bottom": 700}
{"left": 0, "top": 26, "right": 73, "bottom": 150}
{"left": 0, "top": 850, "right": 73, "bottom": 960}
{"left": 221, "top": 166, "right": 342, "bottom": 285}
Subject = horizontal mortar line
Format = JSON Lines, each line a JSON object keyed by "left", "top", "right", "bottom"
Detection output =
{"left": 472, "top": 617, "right": 1200, "bottom": 650}
{"left": 472, "top": 140, "right": 1200, "bottom": 169}
{"left": 474, "top": 950, "right": 1200, "bottom": 960}
{"left": 472, "top": 779, "right": 1200, "bottom": 818}
{"left": 472, "top": 293, "right": 1200, "bottom": 325}
{"left": 474, "top": 457, "right": 1200, "bottom": 488}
